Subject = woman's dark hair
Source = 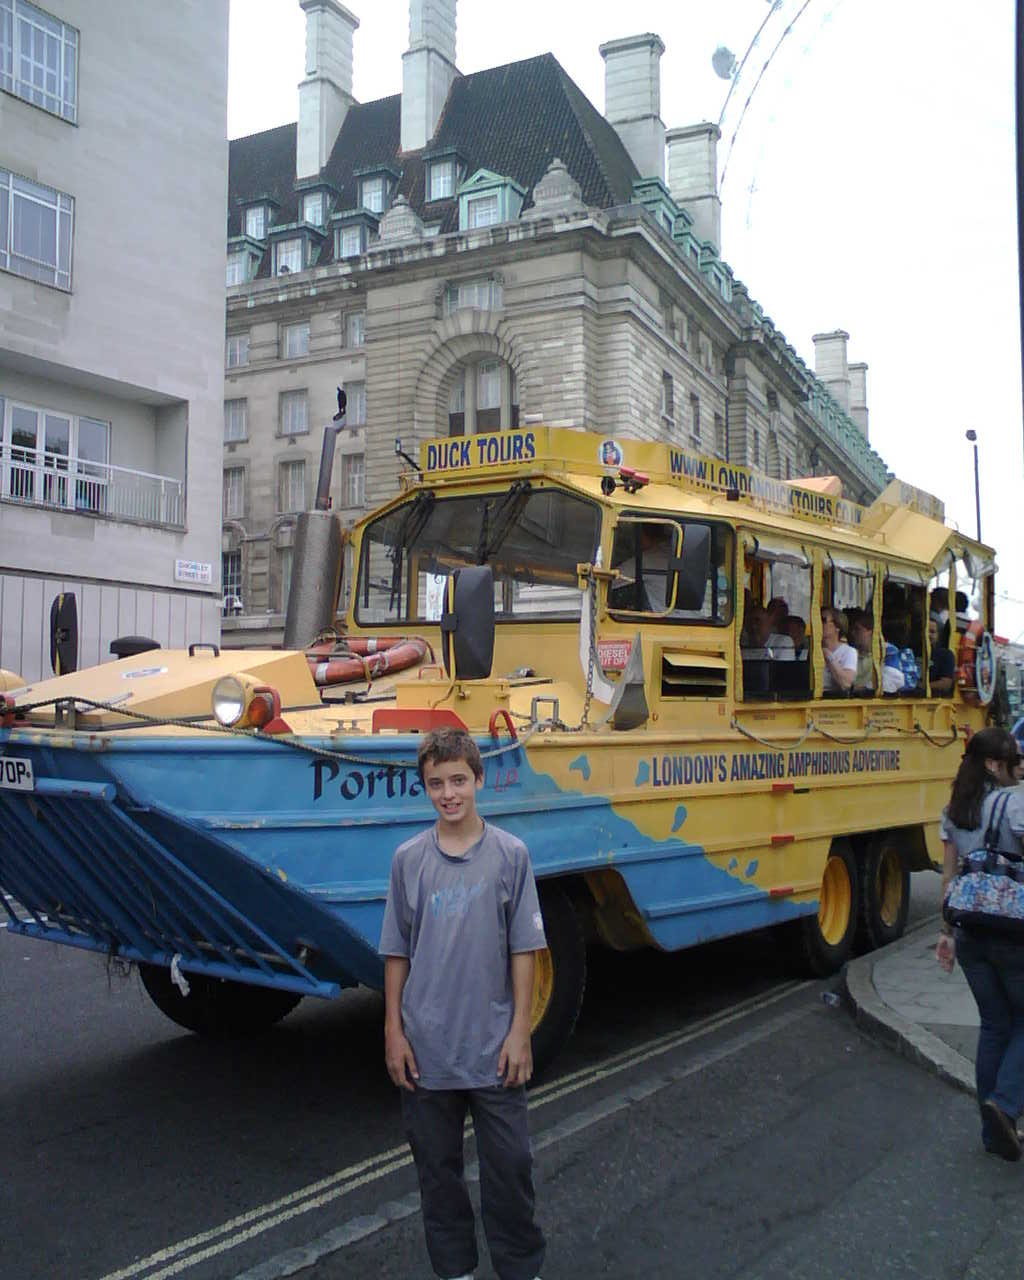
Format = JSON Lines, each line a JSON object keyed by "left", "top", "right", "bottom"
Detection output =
{"left": 947, "top": 727, "right": 1020, "bottom": 829}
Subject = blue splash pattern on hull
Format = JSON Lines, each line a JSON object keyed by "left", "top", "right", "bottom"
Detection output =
{"left": 0, "top": 731, "right": 812, "bottom": 985}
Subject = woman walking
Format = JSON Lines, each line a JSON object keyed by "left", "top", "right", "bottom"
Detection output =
{"left": 937, "top": 727, "right": 1024, "bottom": 1160}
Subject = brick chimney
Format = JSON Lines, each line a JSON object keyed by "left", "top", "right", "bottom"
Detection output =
{"left": 848, "top": 361, "right": 869, "bottom": 439}
{"left": 666, "top": 123, "right": 721, "bottom": 253}
{"left": 599, "top": 33, "right": 666, "bottom": 182}
{"left": 812, "top": 330, "right": 851, "bottom": 412}
{"left": 296, "top": 0, "right": 358, "bottom": 179}
{"left": 401, "top": 0, "right": 458, "bottom": 153}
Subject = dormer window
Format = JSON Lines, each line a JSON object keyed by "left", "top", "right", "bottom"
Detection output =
{"left": 330, "top": 208, "right": 378, "bottom": 262}
{"left": 274, "top": 237, "right": 303, "bottom": 275}
{"left": 226, "top": 236, "right": 262, "bottom": 287}
{"left": 301, "top": 191, "right": 324, "bottom": 227}
{"left": 456, "top": 170, "right": 525, "bottom": 233}
{"left": 361, "top": 176, "right": 385, "bottom": 214}
{"left": 337, "top": 224, "right": 364, "bottom": 259}
{"left": 467, "top": 195, "right": 499, "bottom": 228}
{"left": 245, "top": 205, "right": 268, "bottom": 239}
{"left": 428, "top": 159, "right": 456, "bottom": 201}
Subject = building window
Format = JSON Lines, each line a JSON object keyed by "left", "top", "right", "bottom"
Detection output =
{"left": 345, "top": 310, "right": 365, "bottom": 347}
{"left": 341, "top": 453, "right": 365, "bottom": 507}
{"left": 301, "top": 191, "right": 324, "bottom": 226}
{"left": 689, "top": 393, "right": 701, "bottom": 443}
{"left": 223, "top": 466, "right": 245, "bottom": 519}
{"left": 225, "top": 334, "right": 249, "bottom": 369}
{"left": 0, "top": 0, "right": 78, "bottom": 122}
{"left": 446, "top": 359, "right": 518, "bottom": 436}
{"left": 444, "top": 278, "right": 503, "bottom": 314}
{"left": 428, "top": 160, "right": 455, "bottom": 201}
{"left": 244, "top": 206, "right": 266, "bottom": 239}
{"left": 345, "top": 380, "right": 366, "bottom": 425}
{"left": 278, "top": 458, "right": 305, "bottom": 512}
{"left": 714, "top": 413, "right": 726, "bottom": 458}
{"left": 274, "top": 237, "right": 302, "bottom": 275}
{"left": 223, "top": 398, "right": 247, "bottom": 442}
{"left": 360, "top": 176, "right": 385, "bottom": 214}
{"left": 226, "top": 251, "right": 252, "bottom": 286}
{"left": 222, "top": 549, "right": 242, "bottom": 613}
{"left": 279, "top": 389, "right": 308, "bottom": 436}
{"left": 281, "top": 320, "right": 310, "bottom": 359}
{"left": 336, "top": 224, "right": 364, "bottom": 259}
{"left": 1, "top": 398, "right": 109, "bottom": 511}
{"left": 466, "top": 194, "right": 499, "bottom": 228}
{"left": 660, "top": 372, "right": 674, "bottom": 421}
{"left": 0, "top": 167, "right": 73, "bottom": 289}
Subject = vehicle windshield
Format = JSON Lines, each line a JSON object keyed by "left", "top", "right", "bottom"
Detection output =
{"left": 356, "top": 484, "right": 600, "bottom": 625}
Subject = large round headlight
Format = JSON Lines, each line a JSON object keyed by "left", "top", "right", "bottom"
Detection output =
{"left": 212, "top": 675, "right": 248, "bottom": 726}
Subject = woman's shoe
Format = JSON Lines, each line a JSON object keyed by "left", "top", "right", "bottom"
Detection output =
{"left": 982, "top": 1100, "right": 1022, "bottom": 1162}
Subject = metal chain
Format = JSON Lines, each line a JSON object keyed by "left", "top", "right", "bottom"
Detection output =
{"left": 5, "top": 695, "right": 533, "bottom": 770}
{"left": 577, "top": 573, "right": 599, "bottom": 731}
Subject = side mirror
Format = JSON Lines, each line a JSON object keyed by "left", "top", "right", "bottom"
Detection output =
{"left": 442, "top": 566, "right": 495, "bottom": 680}
{"left": 50, "top": 592, "right": 78, "bottom": 676}
{"left": 672, "top": 525, "right": 711, "bottom": 611}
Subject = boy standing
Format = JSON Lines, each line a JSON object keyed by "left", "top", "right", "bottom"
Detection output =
{"left": 380, "top": 727, "right": 547, "bottom": 1280}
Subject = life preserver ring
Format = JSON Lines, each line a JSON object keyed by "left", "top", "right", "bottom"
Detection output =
{"left": 305, "top": 636, "right": 432, "bottom": 687}
{"left": 956, "top": 621, "right": 997, "bottom": 706}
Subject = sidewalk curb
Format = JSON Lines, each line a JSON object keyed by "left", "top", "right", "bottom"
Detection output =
{"left": 843, "top": 917, "right": 975, "bottom": 1098}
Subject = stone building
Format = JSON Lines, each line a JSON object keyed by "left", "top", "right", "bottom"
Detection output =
{"left": 222, "top": 0, "right": 887, "bottom": 647}
{"left": 0, "top": 0, "right": 229, "bottom": 681}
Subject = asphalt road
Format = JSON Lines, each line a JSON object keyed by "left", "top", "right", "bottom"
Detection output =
{"left": 0, "top": 873, "right": 959, "bottom": 1280}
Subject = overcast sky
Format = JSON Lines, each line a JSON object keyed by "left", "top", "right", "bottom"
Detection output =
{"left": 229, "top": 0, "right": 1024, "bottom": 644}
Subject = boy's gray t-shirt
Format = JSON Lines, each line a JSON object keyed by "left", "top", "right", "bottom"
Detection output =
{"left": 379, "top": 821, "right": 547, "bottom": 1090}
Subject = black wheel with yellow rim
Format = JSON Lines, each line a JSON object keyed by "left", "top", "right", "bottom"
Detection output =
{"left": 856, "top": 834, "right": 910, "bottom": 952}
{"left": 530, "top": 884, "right": 586, "bottom": 1075}
{"left": 780, "top": 840, "right": 859, "bottom": 977}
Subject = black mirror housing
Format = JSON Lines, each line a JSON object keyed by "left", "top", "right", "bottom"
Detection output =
{"left": 442, "top": 566, "right": 495, "bottom": 680}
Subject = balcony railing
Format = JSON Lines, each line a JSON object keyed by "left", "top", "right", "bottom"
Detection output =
{"left": 1, "top": 446, "right": 185, "bottom": 527}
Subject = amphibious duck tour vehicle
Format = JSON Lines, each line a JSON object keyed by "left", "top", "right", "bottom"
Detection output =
{"left": 0, "top": 423, "right": 999, "bottom": 1069}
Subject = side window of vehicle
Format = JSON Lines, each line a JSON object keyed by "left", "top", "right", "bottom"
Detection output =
{"left": 609, "top": 518, "right": 733, "bottom": 625}
{"left": 740, "top": 537, "right": 811, "bottom": 701}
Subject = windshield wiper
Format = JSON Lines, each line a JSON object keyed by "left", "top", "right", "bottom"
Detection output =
{"left": 387, "top": 491, "right": 436, "bottom": 610}
{"left": 476, "top": 481, "right": 532, "bottom": 564}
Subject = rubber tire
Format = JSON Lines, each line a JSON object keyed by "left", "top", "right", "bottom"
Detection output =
{"left": 138, "top": 964, "right": 302, "bottom": 1037}
{"left": 855, "top": 834, "right": 910, "bottom": 952}
{"left": 781, "top": 840, "right": 859, "bottom": 978}
{"left": 530, "top": 885, "right": 587, "bottom": 1075}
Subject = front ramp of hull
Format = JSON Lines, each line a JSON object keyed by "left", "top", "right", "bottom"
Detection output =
{"left": 0, "top": 779, "right": 382, "bottom": 996}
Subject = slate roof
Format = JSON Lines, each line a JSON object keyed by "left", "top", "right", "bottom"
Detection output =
{"left": 227, "top": 53, "right": 640, "bottom": 273}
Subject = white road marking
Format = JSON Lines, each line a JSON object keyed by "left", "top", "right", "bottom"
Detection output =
{"left": 95, "top": 979, "right": 813, "bottom": 1280}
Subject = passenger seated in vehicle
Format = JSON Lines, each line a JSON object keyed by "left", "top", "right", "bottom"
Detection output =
{"left": 741, "top": 604, "right": 795, "bottom": 660}
{"left": 821, "top": 607, "right": 857, "bottom": 692}
{"left": 848, "top": 610, "right": 876, "bottom": 690}
{"left": 928, "top": 615, "right": 956, "bottom": 695}
{"left": 784, "top": 614, "right": 808, "bottom": 658}
{"left": 611, "top": 523, "right": 675, "bottom": 612}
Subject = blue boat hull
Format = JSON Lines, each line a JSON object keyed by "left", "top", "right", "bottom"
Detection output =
{"left": 0, "top": 732, "right": 809, "bottom": 995}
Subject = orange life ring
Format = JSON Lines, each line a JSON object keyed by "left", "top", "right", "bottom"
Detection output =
{"left": 957, "top": 620, "right": 997, "bottom": 706}
{"left": 305, "top": 637, "right": 432, "bottom": 687}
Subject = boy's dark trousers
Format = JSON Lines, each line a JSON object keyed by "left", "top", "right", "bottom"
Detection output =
{"left": 401, "top": 1084, "right": 545, "bottom": 1280}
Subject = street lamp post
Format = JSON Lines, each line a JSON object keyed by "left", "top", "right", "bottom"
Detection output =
{"left": 965, "top": 429, "right": 981, "bottom": 542}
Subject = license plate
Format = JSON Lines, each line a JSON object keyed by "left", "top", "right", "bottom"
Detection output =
{"left": 0, "top": 756, "right": 34, "bottom": 791}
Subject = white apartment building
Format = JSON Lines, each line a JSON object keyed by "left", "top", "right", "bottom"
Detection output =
{"left": 0, "top": 0, "right": 229, "bottom": 682}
